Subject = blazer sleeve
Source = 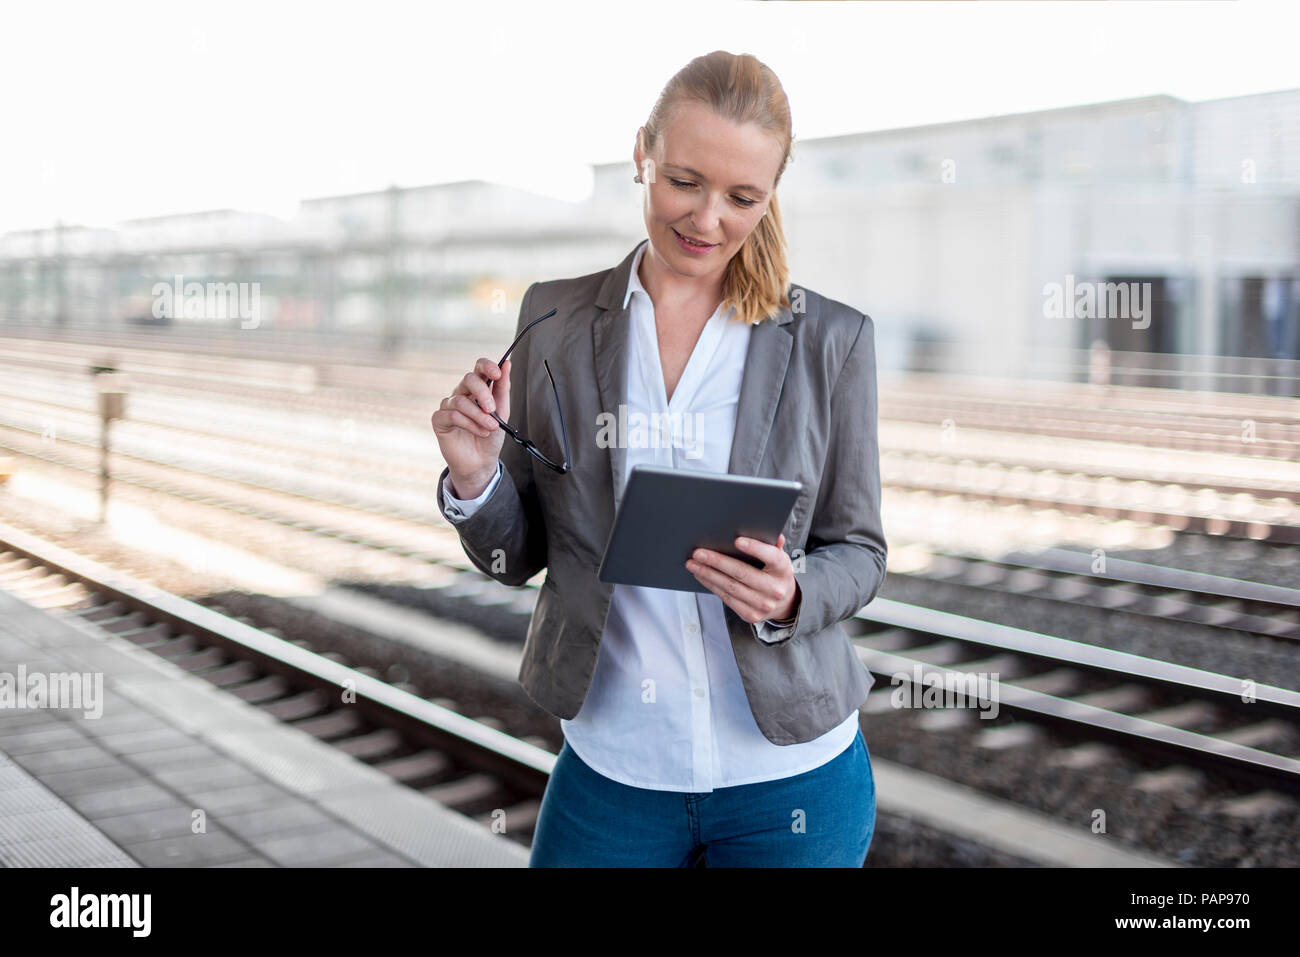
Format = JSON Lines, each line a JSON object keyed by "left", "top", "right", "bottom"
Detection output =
{"left": 752, "top": 310, "right": 887, "bottom": 645}
{"left": 435, "top": 282, "right": 549, "bottom": 587}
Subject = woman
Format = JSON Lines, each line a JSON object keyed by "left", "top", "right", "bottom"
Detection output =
{"left": 431, "top": 51, "right": 886, "bottom": 867}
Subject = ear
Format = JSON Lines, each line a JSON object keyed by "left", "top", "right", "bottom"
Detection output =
{"left": 633, "top": 127, "right": 645, "bottom": 173}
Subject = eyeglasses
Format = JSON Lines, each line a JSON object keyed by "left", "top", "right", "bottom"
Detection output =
{"left": 474, "top": 306, "right": 571, "bottom": 474}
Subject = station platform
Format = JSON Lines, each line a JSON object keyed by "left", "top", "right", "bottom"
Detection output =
{"left": 0, "top": 587, "right": 529, "bottom": 867}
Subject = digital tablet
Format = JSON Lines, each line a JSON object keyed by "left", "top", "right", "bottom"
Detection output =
{"left": 597, "top": 465, "right": 802, "bottom": 593}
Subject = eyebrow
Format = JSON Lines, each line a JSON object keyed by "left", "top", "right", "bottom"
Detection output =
{"left": 662, "top": 164, "right": 769, "bottom": 196}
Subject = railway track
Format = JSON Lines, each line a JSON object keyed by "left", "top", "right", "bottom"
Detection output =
{"left": 2, "top": 516, "right": 1299, "bottom": 870}
{"left": 9, "top": 377, "right": 1299, "bottom": 547}
{"left": 4, "top": 377, "right": 1300, "bottom": 543}
{"left": 350, "top": 544, "right": 1300, "bottom": 800}
{"left": 0, "top": 522, "right": 554, "bottom": 849}
{"left": 4, "top": 394, "right": 1298, "bottom": 653}
{"left": 879, "top": 387, "right": 1300, "bottom": 460}
{"left": 5, "top": 335, "right": 1300, "bottom": 462}
{"left": 4, "top": 339, "right": 1300, "bottom": 862}
{"left": 5, "top": 330, "right": 1294, "bottom": 462}
{"left": 4, "top": 411, "right": 1298, "bottom": 662}
{"left": 896, "top": 543, "right": 1300, "bottom": 642}
{"left": 852, "top": 601, "right": 1300, "bottom": 795}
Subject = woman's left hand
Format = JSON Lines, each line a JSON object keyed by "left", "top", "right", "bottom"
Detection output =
{"left": 685, "top": 533, "right": 800, "bottom": 625}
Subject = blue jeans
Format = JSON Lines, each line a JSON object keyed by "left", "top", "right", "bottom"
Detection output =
{"left": 529, "top": 726, "right": 876, "bottom": 867}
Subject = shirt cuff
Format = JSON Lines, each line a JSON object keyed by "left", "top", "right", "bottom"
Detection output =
{"left": 754, "top": 617, "right": 796, "bottom": 645}
{"left": 441, "top": 461, "right": 503, "bottom": 522}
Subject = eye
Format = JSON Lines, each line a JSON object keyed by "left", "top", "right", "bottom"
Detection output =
{"left": 668, "top": 177, "right": 758, "bottom": 209}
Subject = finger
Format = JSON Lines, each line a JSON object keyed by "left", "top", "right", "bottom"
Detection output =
{"left": 433, "top": 408, "right": 493, "bottom": 438}
{"left": 693, "top": 543, "right": 783, "bottom": 591}
{"left": 449, "top": 394, "right": 498, "bottom": 432}
{"left": 687, "top": 555, "right": 778, "bottom": 613}
{"left": 733, "top": 535, "right": 788, "bottom": 570}
{"left": 473, "top": 357, "right": 503, "bottom": 402}
{"left": 461, "top": 367, "right": 498, "bottom": 414}
{"left": 688, "top": 547, "right": 765, "bottom": 592}
{"left": 493, "top": 358, "right": 511, "bottom": 422}
{"left": 690, "top": 570, "right": 770, "bottom": 623}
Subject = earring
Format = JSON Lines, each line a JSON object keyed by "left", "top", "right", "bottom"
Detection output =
{"left": 634, "top": 174, "right": 642, "bottom": 183}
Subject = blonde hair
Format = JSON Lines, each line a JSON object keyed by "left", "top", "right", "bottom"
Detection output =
{"left": 640, "top": 50, "right": 794, "bottom": 326}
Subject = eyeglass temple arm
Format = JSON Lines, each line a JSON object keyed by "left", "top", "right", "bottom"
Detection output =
{"left": 482, "top": 328, "right": 571, "bottom": 473}
{"left": 496, "top": 307, "right": 558, "bottom": 369}
{"left": 541, "top": 358, "right": 570, "bottom": 466}
{"left": 514, "top": 359, "right": 570, "bottom": 472}
{"left": 472, "top": 305, "right": 558, "bottom": 422}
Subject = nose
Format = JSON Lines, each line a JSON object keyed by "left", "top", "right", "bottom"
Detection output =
{"left": 689, "top": 191, "right": 723, "bottom": 236}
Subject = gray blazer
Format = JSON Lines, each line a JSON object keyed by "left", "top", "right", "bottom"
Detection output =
{"left": 436, "top": 240, "right": 887, "bottom": 745}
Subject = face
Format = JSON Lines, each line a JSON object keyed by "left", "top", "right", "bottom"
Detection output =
{"left": 633, "top": 100, "right": 785, "bottom": 284}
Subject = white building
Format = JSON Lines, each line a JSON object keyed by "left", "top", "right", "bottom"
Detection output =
{"left": 2, "top": 88, "right": 1297, "bottom": 392}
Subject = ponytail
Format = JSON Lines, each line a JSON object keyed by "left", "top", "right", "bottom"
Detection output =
{"left": 723, "top": 189, "right": 790, "bottom": 326}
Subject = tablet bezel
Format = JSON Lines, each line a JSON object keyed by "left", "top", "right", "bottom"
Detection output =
{"left": 597, "top": 464, "right": 802, "bottom": 593}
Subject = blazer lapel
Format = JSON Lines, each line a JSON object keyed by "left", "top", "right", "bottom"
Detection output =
{"left": 591, "top": 243, "right": 638, "bottom": 514}
{"left": 592, "top": 239, "right": 795, "bottom": 514}
{"left": 726, "top": 308, "right": 793, "bottom": 478}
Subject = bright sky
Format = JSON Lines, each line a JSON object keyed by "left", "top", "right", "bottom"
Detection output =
{"left": 3, "top": 0, "right": 1297, "bottom": 233}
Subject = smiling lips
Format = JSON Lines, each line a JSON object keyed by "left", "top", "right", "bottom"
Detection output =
{"left": 673, "top": 228, "right": 716, "bottom": 248}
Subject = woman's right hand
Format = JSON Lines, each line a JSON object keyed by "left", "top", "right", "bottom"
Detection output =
{"left": 431, "top": 357, "right": 512, "bottom": 499}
